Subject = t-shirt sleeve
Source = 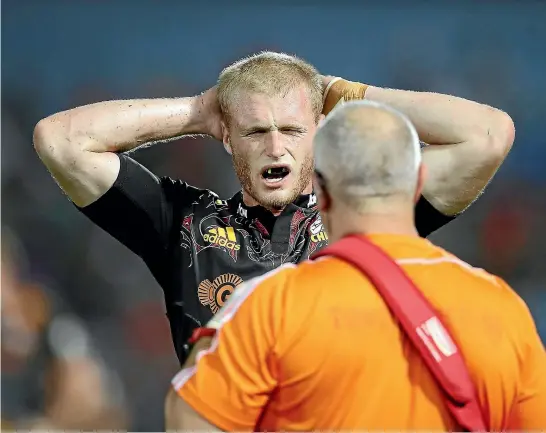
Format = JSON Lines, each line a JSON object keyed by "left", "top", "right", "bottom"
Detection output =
{"left": 171, "top": 268, "right": 289, "bottom": 431}
{"left": 77, "top": 154, "right": 202, "bottom": 261}
{"left": 415, "top": 195, "right": 457, "bottom": 237}
{"left": 508, "top": 299, "right": 546, "bottom": 430}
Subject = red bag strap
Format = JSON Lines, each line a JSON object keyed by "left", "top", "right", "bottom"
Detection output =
{"left": 313, "top": 235, "right": 487, "bottom": 431}
{"left": 188, "top": 327, "right": 217, "bottom": 344}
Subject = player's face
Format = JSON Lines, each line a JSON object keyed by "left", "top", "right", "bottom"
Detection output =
{"left": 225, "top": 86, "right": 318, "bottom": 211}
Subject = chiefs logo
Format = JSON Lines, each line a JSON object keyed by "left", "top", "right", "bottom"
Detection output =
{"left": 198, "top": 273, "right": 244, "bottom": 314}
{"left": 309, "top": 216, "right": 329, "bottom": 243}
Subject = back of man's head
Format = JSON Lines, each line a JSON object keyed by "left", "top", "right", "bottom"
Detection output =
{"left": 314, "top": 100, "right": 422, "bottom": 212}
{"left": 217, "top": 51, "right": 324, "bottom": 123}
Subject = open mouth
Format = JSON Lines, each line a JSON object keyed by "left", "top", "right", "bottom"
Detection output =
{"left": 261, "top": 166, "right": 291, "bottom": 183}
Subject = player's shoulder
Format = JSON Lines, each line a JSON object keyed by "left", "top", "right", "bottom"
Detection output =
{"left": 118, "top": 155, "right": 219, "bottom": 206}
{"left": 415, "top": 195, "right": 457, "bottom": 237}
{"left": 159, "top": 176, "right": 221, "bottom": 207}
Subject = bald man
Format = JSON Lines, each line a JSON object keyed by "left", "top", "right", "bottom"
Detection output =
{"left": 165, "top": 101, "right": 546, "bottom": 431}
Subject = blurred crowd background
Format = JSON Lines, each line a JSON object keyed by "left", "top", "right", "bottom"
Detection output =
{"left": 2, "top": 0, "right": 545, "bottom": 430}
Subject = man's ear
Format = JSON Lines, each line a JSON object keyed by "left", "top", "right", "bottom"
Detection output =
{"left": 221, "top": 120, "right": 232, "bottom": 155}
{"left": 318, "top": 113, "right": 326, "bottom": 127}
{"left": 313, "top": 174, "right": 331, "bottom": 212}
{"left": 414, "top": 163, "right": 427, "bottom": 204}
{"left": 318, "top": 186, "right": 332, "bottom": 213}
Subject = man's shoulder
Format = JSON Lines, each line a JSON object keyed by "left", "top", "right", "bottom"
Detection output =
{"left": 405, "top": 246, "right": 529, "bottom": 318}
{"left": 243, "top": 263, "right": 299, "bottom": 293}
{"left": 295, "top": 255, "right": 360, "bottom": 274}
{"left": 282, "top": 256, "right": 360, "bottom": 293}
{"left": 207, "top": 264, "right": 297, "bottom": 329}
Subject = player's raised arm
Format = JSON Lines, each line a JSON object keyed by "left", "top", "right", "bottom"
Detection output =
{"left": 322, "top": 77, "right": 515, "bottom": 216}
{"left": 33, "top": 88, "right": 222, "bottom": 207}
{"left": 364, "top": 86, "right": 515, "bottom": 215}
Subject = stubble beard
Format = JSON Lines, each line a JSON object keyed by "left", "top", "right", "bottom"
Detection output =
{"left": 231, "top": 149, "right": 314, "bottom": 211}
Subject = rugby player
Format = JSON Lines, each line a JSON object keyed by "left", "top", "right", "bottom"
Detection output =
{"left": 166, "top": 101, "right": 545, "bottom": 432}
{"left": 33, "top": 52, "right": 515, "bottom": 362}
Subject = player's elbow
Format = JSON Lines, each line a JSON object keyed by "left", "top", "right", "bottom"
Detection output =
{"left": 486, "top": 109, "right": 515, "bottom": 160}
{"left": 490, "top": 109, "right": 515, "bottom": 159}
{"left": 33, "top": 117, "right": 53, "bottom": 156}
{"left": 471, "top": 108, "right": 515, "bottom": 168}
{"left": 34, "top": 113, "right": 86, "bottom": 169}
{"left": 33, "top": 115, "right": 68, "bottom": 160}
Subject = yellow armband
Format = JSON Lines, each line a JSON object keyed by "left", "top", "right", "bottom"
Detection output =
{"left": 322, "top": 77, "right": 369, "bottom": 116}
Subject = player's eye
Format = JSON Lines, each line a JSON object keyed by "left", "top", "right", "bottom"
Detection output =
{"left": 281, "top": 128, "right": 305, "bottom": 135}
{"left": 246, "top": 129, "right": 267, "bottom": 136}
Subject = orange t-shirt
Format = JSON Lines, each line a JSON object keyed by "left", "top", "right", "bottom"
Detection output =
{"left": 172, "top": 234, "right": 546, "bottom": 431}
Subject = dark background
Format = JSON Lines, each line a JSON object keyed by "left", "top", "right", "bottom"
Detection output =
{"left": 2, "top": 0, "right": 545, "bottom": 430}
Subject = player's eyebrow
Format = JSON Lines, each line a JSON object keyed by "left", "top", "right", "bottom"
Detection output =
{"left": 240, "top": 124, "right": 307, "bottom": 135}
{"left": 240, "top": 125, "right": 273, "bottom": 135}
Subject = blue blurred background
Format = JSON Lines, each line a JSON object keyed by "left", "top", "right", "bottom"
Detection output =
{"left": 2, "top": 0, "right": 545, "bottom": 430}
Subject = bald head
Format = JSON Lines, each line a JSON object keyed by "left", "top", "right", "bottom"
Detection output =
{"left": 314, "top": 100, "right": 421, "bottom": 209}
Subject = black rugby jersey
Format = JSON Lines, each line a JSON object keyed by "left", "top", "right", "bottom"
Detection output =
{"left": 79, "top": 154, "right": 456, "bottom": 362}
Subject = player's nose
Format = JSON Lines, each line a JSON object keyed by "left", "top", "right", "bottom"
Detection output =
{"left": 264, "top": 130, "right": 287, "bottom": 158}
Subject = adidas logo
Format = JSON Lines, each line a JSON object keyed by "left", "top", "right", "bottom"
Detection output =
{"left": 203, "top": 227, "right": 240, "bottom": 251}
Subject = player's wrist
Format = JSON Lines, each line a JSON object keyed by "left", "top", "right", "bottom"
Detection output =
{"left": 322, "top": 77, "right": 370, "bottom": 116}
{"left": 186, "top": 94, "right": 208, "bottom": 133}
{"left": 189, "top": 88, "right": 222, "bottom": 139}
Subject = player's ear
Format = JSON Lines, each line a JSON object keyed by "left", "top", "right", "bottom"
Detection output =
{"left": 221, "top": 120, "right": 232, "bottom": 155}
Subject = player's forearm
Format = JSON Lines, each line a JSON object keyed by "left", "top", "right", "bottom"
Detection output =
{"left": 34, "top": 97, "right": 205, "bottom": 154}
{"left": 365, "top": 86, "right": 509, "bottom": 146}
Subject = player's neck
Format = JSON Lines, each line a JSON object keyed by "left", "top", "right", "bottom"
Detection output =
{"left": 327, "top": 204, "right": 419, "bottom": 243}
{"left": 242, "top": 192, "right": 284, "bottom": 216}
{"left": 242, "top": 182, "right": 313, "bottom": 217}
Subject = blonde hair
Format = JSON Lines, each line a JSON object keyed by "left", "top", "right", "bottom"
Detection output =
{"left": 217, "top": 51, "right": 324, "bottom": 123}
